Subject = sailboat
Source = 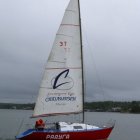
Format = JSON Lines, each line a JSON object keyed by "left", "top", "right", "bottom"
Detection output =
{"left": 16, "top": 0, "right": 114, "bottom": 140}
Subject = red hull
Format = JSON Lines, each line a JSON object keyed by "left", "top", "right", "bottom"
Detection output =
{"left": 17, "top": 127, "right": 113, "bottom": 140}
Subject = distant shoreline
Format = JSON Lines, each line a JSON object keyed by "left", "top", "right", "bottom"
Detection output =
{"left": 0, "top": 101, "right": 140, "bottom": 113}
{"left": 85, "top": 101, "right": 140, "bottom": 114}
{"left": 0, "top": 103, "right": 35, "bottom": 110}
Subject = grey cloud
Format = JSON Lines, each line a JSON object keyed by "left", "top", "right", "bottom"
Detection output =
{"left": 1, "top": 0, "right": 140, "bottom": 102}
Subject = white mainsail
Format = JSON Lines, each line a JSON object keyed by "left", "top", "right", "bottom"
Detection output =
{"left": 33, "top": 0, "right": 83, "bottom": 117}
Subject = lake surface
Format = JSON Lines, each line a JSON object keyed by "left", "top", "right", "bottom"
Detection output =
{"left": 0, "top": 109, "right": 140, "bottom": 140}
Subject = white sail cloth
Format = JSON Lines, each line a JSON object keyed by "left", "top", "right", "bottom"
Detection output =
{"left": 33, "top": 0, "right": 83, "bottom": 117}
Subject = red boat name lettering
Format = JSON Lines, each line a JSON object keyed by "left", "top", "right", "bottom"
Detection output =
{"left": 46, "top": 134, "right": 70, "bottom": 140}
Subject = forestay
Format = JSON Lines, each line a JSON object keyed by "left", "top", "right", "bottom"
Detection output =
{"left": 33, "top": 0, "right": 83, "bottom": 117}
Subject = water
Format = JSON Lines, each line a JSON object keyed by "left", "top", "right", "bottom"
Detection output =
{"left": 0, "top": 109, "right": 140, "bottom": 140}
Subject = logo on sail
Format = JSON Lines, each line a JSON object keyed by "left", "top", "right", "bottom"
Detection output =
{"left": 52, "top": 69, "right": 74, "bottom": 90}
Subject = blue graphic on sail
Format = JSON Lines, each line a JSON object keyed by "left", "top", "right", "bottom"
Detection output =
{"left": 51, "top": 69, "right": 74, "bottom": 90}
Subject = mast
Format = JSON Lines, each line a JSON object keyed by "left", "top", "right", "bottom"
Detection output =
{"left": 78, "top": 0, "right": 85, "bottom": 123}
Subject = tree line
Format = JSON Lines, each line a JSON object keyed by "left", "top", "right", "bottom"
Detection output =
{"left": 85, "top": 101, "right": 140, "bottom": 113}
{"left": 0, "top": 101, "right": 140, "bottom": 113}
{"left": 0, "top": 103, "right": 35, "bottom": 110}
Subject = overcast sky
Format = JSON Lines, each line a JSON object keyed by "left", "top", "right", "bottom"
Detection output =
{"left": 0, "top": 0, "right": 140, "bottom": 103}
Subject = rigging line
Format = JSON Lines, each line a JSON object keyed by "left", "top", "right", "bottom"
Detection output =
{"left": 16, "top": 118, "right": 24, "bottom": 136}
{"left": 82, "top": 25, "right": 106, "bottom": 101}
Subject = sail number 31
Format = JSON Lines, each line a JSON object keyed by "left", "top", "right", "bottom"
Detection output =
{"left": 59, "top": 41, "right": 67, "bottom": 47}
